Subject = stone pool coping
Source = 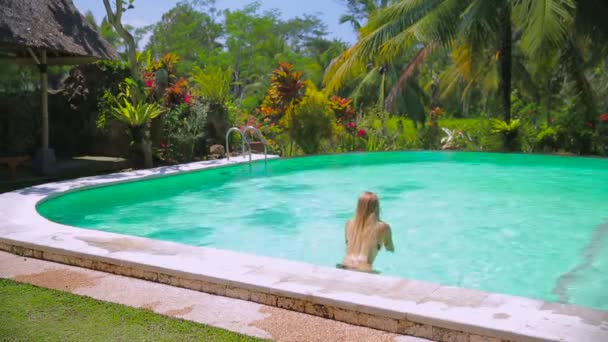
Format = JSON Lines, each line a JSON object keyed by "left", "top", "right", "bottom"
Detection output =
{"left": 0, "top": 154, "right": 606, "bottom": 342}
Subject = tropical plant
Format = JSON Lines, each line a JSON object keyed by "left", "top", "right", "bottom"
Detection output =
{"left": 339, "top": 0, "right": 395, "bottom": 32}
{"left": 592, "top": 113, "right": 608, "bottom": 156}
{"left": 101, "top": 77, "right": 163, "bottom": 168}
{"left": 325, "top": 0, "right": 607, "bottom": 150}
{"left": 332, "top": 106, "right": 417, "bottom": 153}
{"left": 491, "top": 118, "right": 521, "bottom": 135}
{"left": 108, "top": 95, "right": 163, "bottom": 129}
{"left": 440, "top": 128, "right": 472, "bottom": 150}
{"left": 146, "top": 1, "right": 222, "bottom": 71}
{"left": 101, "top": 79, "right": 160, "bottom": 126}
{"left": 536, "top": 127, "right": 559, "bottom": 152}
{"left": 190, "top": 65, "right": 233, "bottom": 104}
{"left": 283, "top": 85, "right": 334, "bottom": 154}
{"left": 161, "top": 102, "right": 208, "bottom": 162}
{"left": 266, "top": 62, "right": 306, "bottom": 111}
{"left": 491, "top": 118, "right": 521, "bottom": 150}
{"left": 439, "top": 118, "right": 500, "bottom": 151}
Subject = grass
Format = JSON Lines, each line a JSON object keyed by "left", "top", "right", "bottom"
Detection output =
{"left": 0, "top": 278, "right": 267, "bottom": 341}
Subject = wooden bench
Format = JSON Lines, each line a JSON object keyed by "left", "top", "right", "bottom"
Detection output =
{"left": 0, "top": 156, "right": 30, "bottom": 180}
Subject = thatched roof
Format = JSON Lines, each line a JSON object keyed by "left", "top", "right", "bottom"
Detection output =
{"left": 0, "top": 0, "right": 119, "bottom": 65}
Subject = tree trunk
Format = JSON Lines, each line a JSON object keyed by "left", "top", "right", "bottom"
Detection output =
{"left": 141, "top": 139, "right": 153, "bottom": 168}
{"left": 498, "top": 4, "right": 513, "bottom": 150}
{"left": 379, "top": 66, "right": 386, "bottom": 110}
{"left": 130, "top": 125, "right": 153, "bottom": 168}
{"left": 546, "top": 87, "right": 552, "bottom": 126}
{"left": 103, "top": 0, "right": 139, "bottom": 78}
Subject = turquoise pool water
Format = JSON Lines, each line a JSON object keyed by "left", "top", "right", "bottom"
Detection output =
{"left": 37, "top": 152, "right": 608, "bottom": 310}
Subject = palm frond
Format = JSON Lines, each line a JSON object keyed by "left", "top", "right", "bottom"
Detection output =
{"left": 513, "top": 0, "right": 575, "bottom": 55}
{"left": 385, "top": 42, "right": 436, "bottom": 110}
{"left": 560, "top": 37, "right": 597, "bottom": 118}
{"left": 349, "top": 67, "right": 382, "bottom": 107}
{"left": 324, "top": 0, "right": 466, "bottom": 92}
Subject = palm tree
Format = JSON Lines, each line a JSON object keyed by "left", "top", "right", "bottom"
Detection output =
{"left": 339, "top": 0, "right": 394, "bottom": 32}
{"left": 326, "top": 0, "right": 606, "bottom": 150}
{"left": 346, "top": 62, "right": 428, "bottom": 124}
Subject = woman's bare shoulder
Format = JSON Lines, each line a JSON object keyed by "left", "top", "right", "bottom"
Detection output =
{"left": 377, "top": 222, "right": 391, "bottom": 232}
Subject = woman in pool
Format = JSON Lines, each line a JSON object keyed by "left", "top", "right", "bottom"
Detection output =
{"left": 341, "top": 191, "right": 394, "bottom": 272}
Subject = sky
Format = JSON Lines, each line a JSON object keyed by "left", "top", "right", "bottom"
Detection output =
{"left": 72, "top": 0, "right": 357, "bottom": 45}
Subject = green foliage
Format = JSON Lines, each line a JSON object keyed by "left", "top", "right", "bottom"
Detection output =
{"left": 592, "top": 114, "right": 608, "bottom": 156}
{"left": 358, "top": 106, "right": 417, "bottom": 151}
{"left": 439, "top": 128, "right": 473, "bottom": 150}
{"left": 490, "top": 118, "right": 522, "bottom": 151}
{"left": 284, "top": 86, "right": 335, "bottom": 154}
{"left": 490, "top": 119, "right": 522, "bottom": 135}
{"left": 20, "top": 0, "right": 608, "bottom": 163}
{"left": 417, "top": 107, "right": 444, "bottom": 150}
{"left": 99, "top": 78, "right": 163, "bottom": 134}
{"left": 326, "top": 0, "right": 607, "bottom": 152}
{"left": 190, "top": 65, "right": 233, "bottom": 104}
{"left": 333, "top": 106, "right": 417, "bottom": 153}
{"left": 439, "top": 118, "right": 501, "bottom": 151}
{"left": 536, "top": 127, "right": 559, "bottom": 151}
{"left": 160, "top": 102, "right": 208, "bottom": 162}
{"left": 550, "top": 100, "right": 593, "bottom": 154}
{"left": 146, "top": 1, "right": 222, "bottom": 72}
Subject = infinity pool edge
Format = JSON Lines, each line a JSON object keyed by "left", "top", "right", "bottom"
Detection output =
{"left": 1, "top": 154, "right": 606, "bottom": 342}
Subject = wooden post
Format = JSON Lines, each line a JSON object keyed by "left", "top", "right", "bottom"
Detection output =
{"left": 40, "top": 50, "right": 49, "bottom": 150}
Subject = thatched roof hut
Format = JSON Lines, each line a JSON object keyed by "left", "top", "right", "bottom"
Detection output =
{"left": 0, "top": 0, "right": 119, "bottom": 64}
{"left": 0, "top": 0, "right": 119, "bottom": 174}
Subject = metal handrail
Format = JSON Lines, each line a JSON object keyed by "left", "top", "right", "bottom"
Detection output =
{"left": 243, "top": 126, "right": 268, "bottom": 163}
{"left": 225, "top": 126, "right": 268, "bottom": 164}
{"left": 225, "top": 127, "right": 248, "bottom": 160}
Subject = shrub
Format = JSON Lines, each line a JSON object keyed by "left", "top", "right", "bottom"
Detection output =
{"left": 439, "top": 118, "right": 501, "bottom": 151}
{"left": 490, "top": 119, "right": 522, "bottom": 151}
{"left": 417, "top": 107, "right": 445, "bottom": 149}
{"left": 536, "top": 127, "right": 559, "bottom": 152}
{"left": 592, "top": 113, "right": 608, "bottom": 156}
{"left": 440, "top": 128, "right": 473, "bottom": 150}
{"left": 357, "top": 107, "right": 417, "bottom": 151}
{"left": 100, "top": 78, "right": 163, "bottom": 138}
{"left": 160, "top": 102, "right": 208, "bottom": 163}
{"left": 284, "top": 86, "right": 334, "bottom": 154}
{"left": 190, "top": 65, "right": 232, "bottom": 104}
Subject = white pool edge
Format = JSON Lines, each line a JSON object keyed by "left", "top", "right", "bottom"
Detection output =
{"left": 0, "top": 154, "right": 606, "bottom": 342}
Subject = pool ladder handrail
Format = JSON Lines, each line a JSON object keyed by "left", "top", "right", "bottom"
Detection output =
{"left": 225, "top": 126, "right": 268, "bottom": 163}
{"left": 225, "top": 127, "right": 247, "bottom": 159}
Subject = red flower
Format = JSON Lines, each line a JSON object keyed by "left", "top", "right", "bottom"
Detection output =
{"left": 161, "top": 143, "right": 167, "bottom": 149}
{"left": 586, "top": 121, "right": 595, "bottom": 128}
{"left": 346, "top": 122, "right": 357, "bottom": 130}
{"left": 183, "top": 94, "right": 193, "bottom": 104}
{"left": 600, "top": 113, "right": 608, "bottom": 122}
{"left": 357, "top": 129, "right": 367, "bottom": 137}
{"left": 145, "top": 79, "right": 154, "bottom": 88}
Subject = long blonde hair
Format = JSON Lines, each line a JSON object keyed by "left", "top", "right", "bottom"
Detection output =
{"left": 347, "top": 192, "right": 381, "bottom": 255}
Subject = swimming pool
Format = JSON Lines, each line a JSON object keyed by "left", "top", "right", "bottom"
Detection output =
{"left": 37, "top": 152, "right": 608, "bottom": 310}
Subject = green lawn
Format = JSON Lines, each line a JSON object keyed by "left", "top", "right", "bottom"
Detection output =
{"left": 0, "top": 278, "right": 267, "bottom": 341}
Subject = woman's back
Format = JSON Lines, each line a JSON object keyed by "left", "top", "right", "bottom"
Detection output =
{"left": 343, "top": 220, "right": 389, "bottom": 270}
{"left": 342, "top": 192, "right": 394, "bottom": 272}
